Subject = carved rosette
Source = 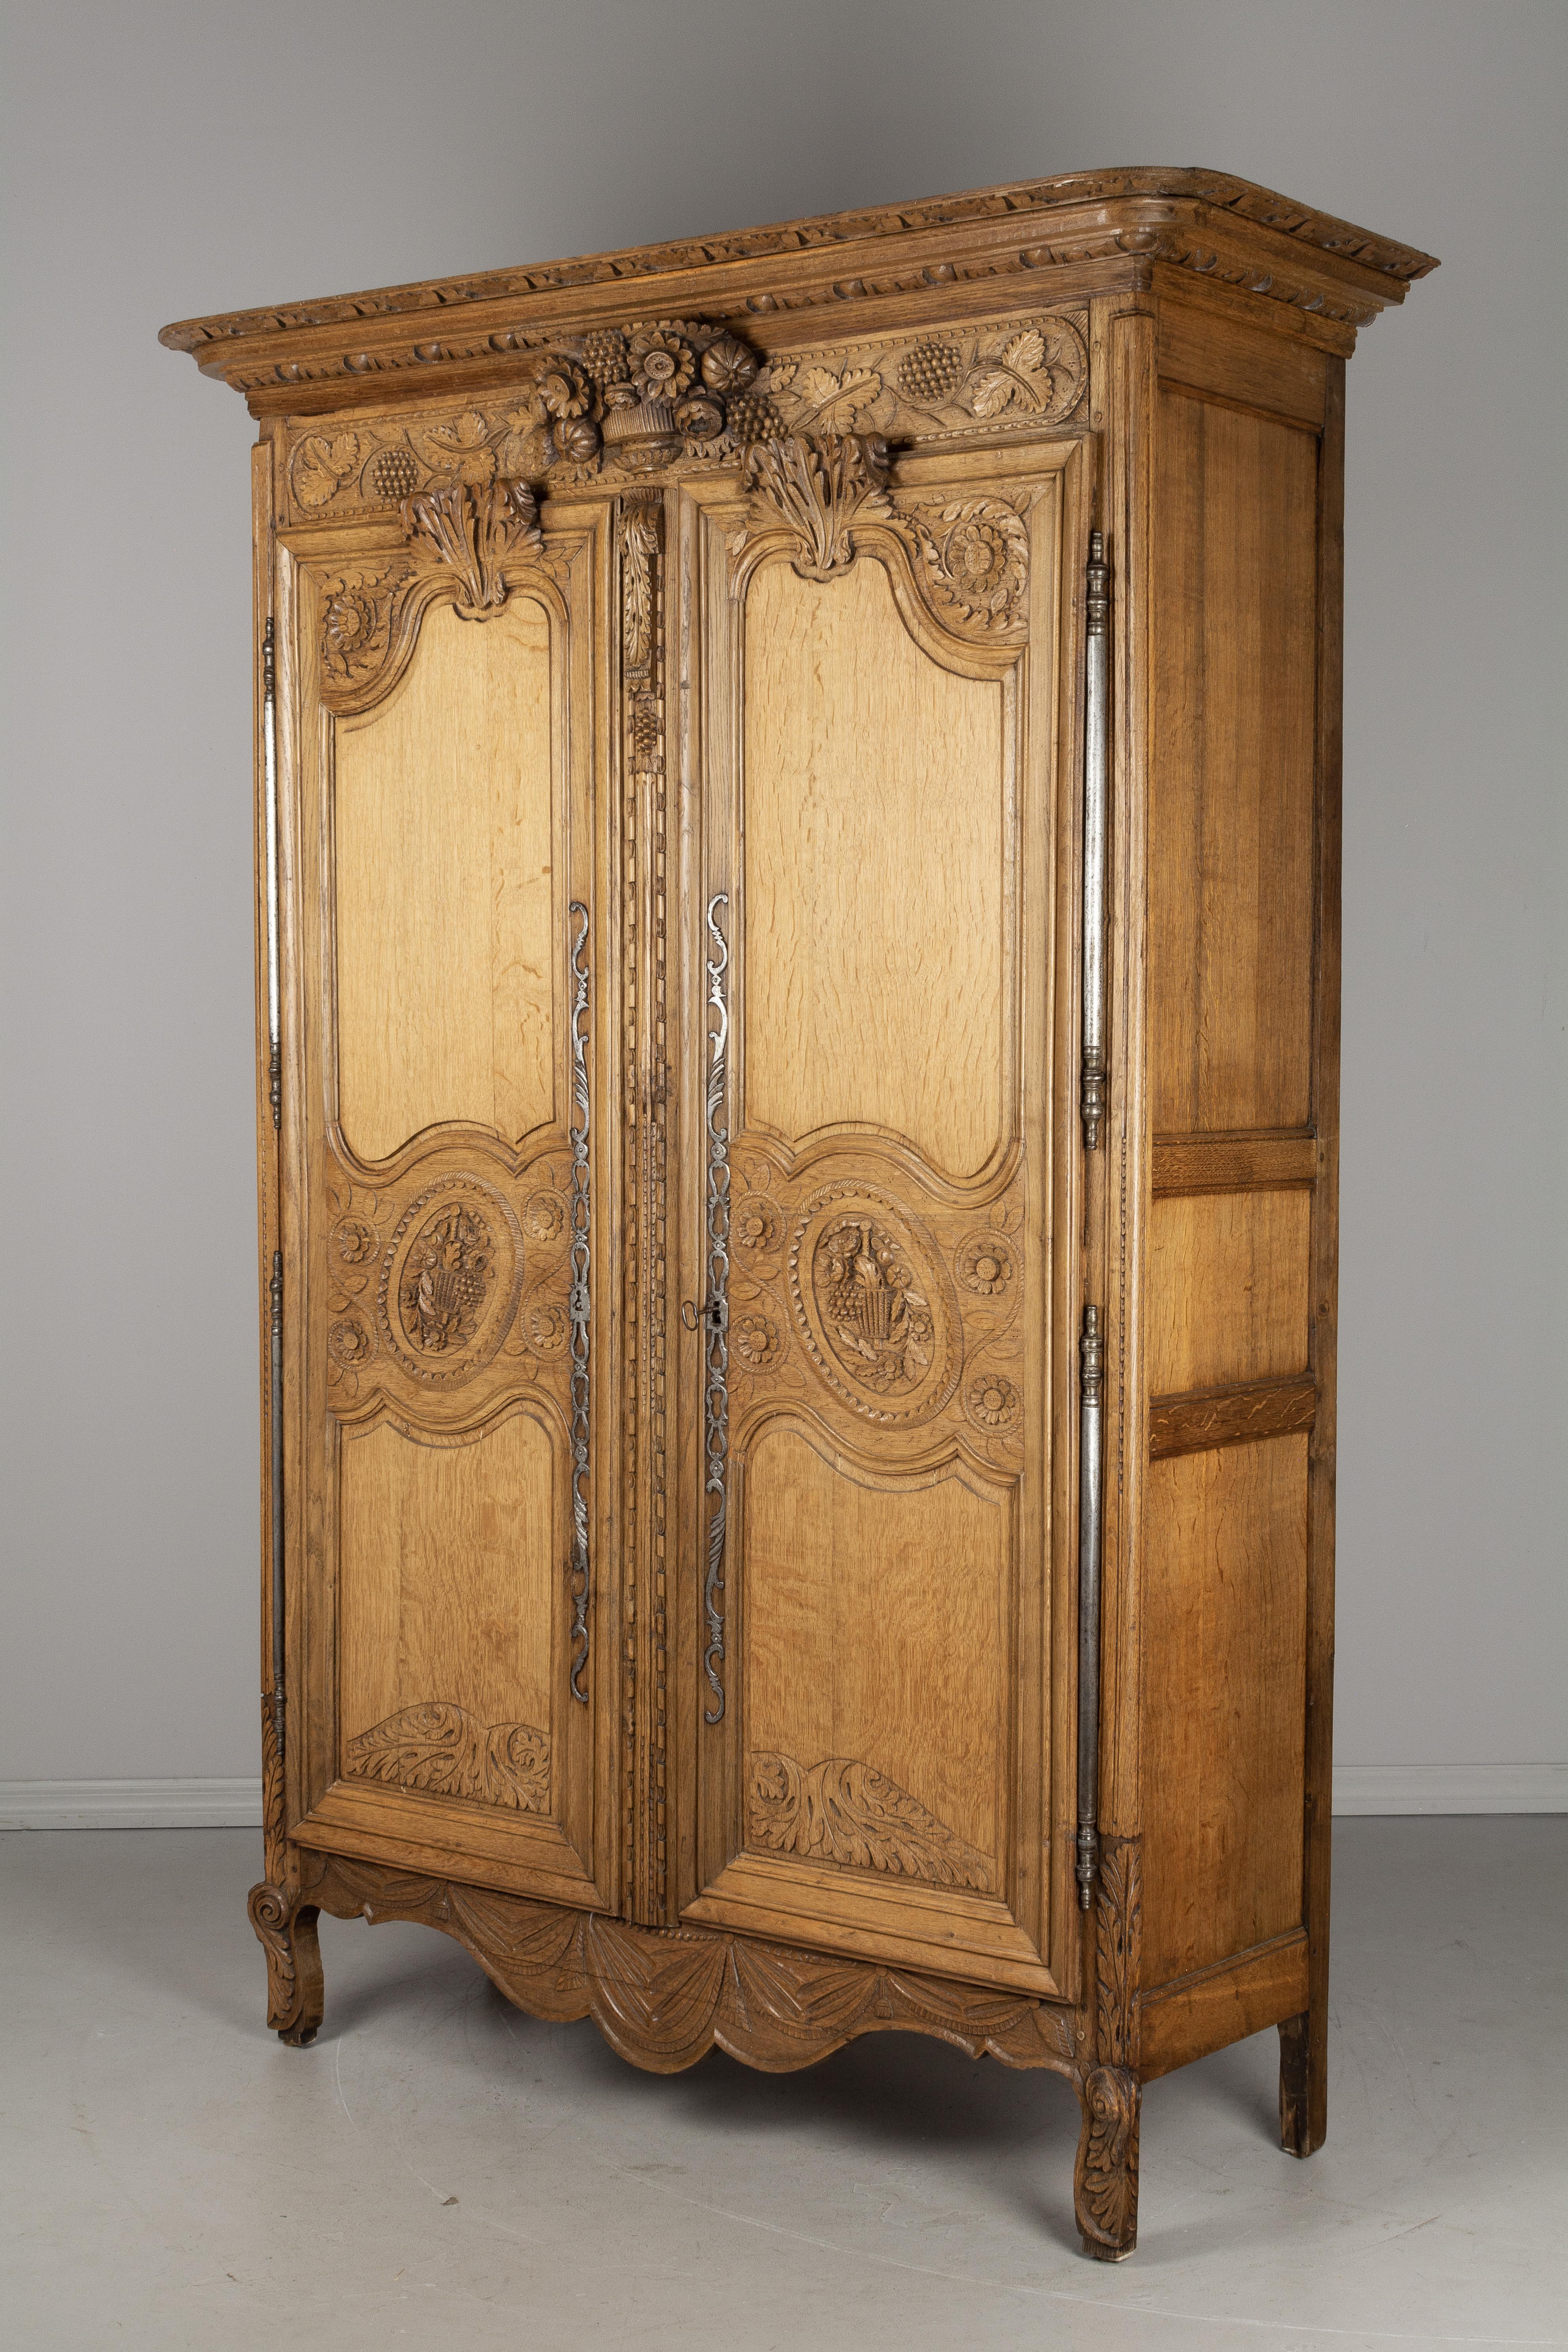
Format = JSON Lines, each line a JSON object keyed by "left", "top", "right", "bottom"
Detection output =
{"left": 747, "top": 1752, "right": 992, "bottom": 1891}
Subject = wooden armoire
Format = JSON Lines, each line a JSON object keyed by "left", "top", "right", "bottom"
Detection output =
{"left": 161, "top": 169, "right": 1434, "bottom": 2259}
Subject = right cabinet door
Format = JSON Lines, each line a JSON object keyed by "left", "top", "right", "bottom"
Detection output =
{"left": 679, "top": 438, "right": 1084, "bottom": 1996}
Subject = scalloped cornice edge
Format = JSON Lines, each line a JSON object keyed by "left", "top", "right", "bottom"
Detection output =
{"left": 159, "top": 167, "right": 1438, "bottom": 405}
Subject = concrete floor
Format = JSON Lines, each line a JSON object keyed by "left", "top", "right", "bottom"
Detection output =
{"left": 2, "top": 1820, "right": 1562, "bottom": 2351}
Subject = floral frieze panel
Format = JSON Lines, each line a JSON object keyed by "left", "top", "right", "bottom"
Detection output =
{"left": 280, "top": 310, "right": 1088, "bottom": 524}
{"left": 753, "top": 312, "right": 1088, "bottom": 446}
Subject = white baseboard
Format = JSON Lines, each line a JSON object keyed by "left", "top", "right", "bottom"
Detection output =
{"left": 0, "top": 1778, "right": 263, "bottom": 1829}
{"left": 1331, "top": 1763, "right": 1568, "bottom": 1815}
{"left": 2, "top": 1764, "right": 1563, "bottom": 1830}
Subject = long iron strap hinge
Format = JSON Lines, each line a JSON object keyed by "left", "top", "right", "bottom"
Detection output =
{"left": 269, "top": 1247, "right": 286, "bottom": 1752}
{"left": 1080, "top": 532, "right": 1109, "bottom": 1150}
{"left": 1075, "top": 1302, "right": 1105, "bottom": 1909}
{"left": 566, "top": 903, "right": 592, "bottom": 1703}
{"left": 262, "top": 616, "right": 282, "bottom": 1132}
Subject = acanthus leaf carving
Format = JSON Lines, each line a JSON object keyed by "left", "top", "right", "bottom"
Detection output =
{"left": 400, "top": 476, "right": 543, "bottom": 615}
{"left": 743, "top": 433, "right": 892, "bottom": 579}
{"left": 1075, "top": 2063, "right": 1141, "bottom": 2254}
{"left": 344, "top": 1700, "right": 551, "bottom": 1814}
{"left": 747, "top": 1751, "right": 992, "bottom": 1892}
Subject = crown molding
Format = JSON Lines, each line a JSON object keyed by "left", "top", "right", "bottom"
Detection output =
{"left": 159, "top": 168, "right": 1438, "bottom": 413}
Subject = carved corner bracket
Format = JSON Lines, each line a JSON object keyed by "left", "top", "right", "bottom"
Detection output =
{"left": 739, "top": 431, "right": 1032, "bottom": 664}
{"left": 400, "top": 476, "right": 543, "bottom": 614}
{"left": 315, "top": 475, "right": 558, "bottom": 713}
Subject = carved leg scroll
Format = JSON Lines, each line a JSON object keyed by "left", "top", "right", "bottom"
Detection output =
{"left": 1075, "top": 1831, "right": 1141, "bottom": 2258}
{"left": 246, "top": 1881, "right": 324, "bottom": 2047}
{"left": 1278, "top": 2009, "right": 1325, "bottom": 2157}
{"left": 1074, "top": 2063, "right": 1140, "bottom": 2259}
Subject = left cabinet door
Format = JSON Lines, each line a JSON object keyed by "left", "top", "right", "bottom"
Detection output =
{"left": 275, "top": 484, "right": 617, "bottom": 1914}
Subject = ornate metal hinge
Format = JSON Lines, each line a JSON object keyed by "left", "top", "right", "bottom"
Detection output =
{"left": 1076, "top": 1302, "right": 1105, "bottom": 1908}
{"left": 1080, "top": 533, "right": 1109, "bottom": 1149}
{"left": 699, "top": 894, "right": 731, "bottom": 1725}
{"left": 567, "top": 902, "right": 592, "bottom": 1703}
{"left": 262, "top": 616, "right": 281, "bottom": 1131}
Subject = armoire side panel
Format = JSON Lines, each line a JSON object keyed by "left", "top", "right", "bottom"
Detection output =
{"left": 1140, "top": 1436, "right": 1308, "bottom": 1984}
{"left": 1142, "top": 307, "right": 1327, "bottom": 2001}
{"left": 1147, "top": 388, "right": 1318, "bottom": 1136}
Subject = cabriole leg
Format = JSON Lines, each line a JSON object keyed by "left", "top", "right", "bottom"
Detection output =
{"left": 1278, "top": 2007, "right": 1326, "bottom": 2156}
{"left": 246, "top": 1881, "right": 324, "bottom": 2047}
{"left": 1074, "top": 2062, "right": 1141, "bottom": 2260}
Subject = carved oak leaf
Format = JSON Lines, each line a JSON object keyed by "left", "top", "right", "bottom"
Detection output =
{"left": 967, "top": 329, "right": 1054, "bottom": 417}
{"left": 345, "top": 1701, "right": 551, "bottom": 1814}
{"left": 747, "top": 1751, "right": 991, "bottom": 1890}
{"left": 413, "top": 410, "right": 498, "bottom": 486}
{"left": 293, "top": 432, "right": 362, "bottom": 509}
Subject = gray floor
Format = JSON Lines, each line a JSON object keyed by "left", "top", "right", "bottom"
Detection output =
{"left": 2, "top": 1820, "right": 1562, "bottom": 2351}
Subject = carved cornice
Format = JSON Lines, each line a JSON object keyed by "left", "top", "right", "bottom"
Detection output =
{"left": 300, "top": 1851, "right": 1080, "bottom": 2076}
{"left": 161, "top": 170, "right": 1437, "bottom": 406}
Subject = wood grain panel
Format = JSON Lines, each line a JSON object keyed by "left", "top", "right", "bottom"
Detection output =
{"left": 1151, "top": 1131, "right": 1317, "bottom": 1196}
{"left": 1150, "top": 393, "right": 1318, "bottom": 1135}
{"left": 742, "top": 558, "right": 1007, "bottom": 1179}
{"left": 1147, "top": 1190, "right": 1311, "bottom": 1396}
{"left": 334, "top": 596, "right": 556, "bottom": 1162}
{"left": 1139, "top": 1929, "right": 1308, "bottom": 2075}
{"left": 1157, "top": 303, "right": 1327, "bottom": 427}
{"left": 742, "top": 1423, "right": 1010, "bottom": 1873}
{"left": 338, "top": 1410, "right": 555, "bottom": 1752}
{"left": 1141, "top": 1437, "right": 1308, "bottom": 1984}
{"left": 1149, "top": 1375, "right": 1317, "bottom": 1459}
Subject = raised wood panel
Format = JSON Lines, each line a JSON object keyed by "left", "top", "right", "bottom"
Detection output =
{"left": 741, "top": 1423, "right": 1010, "bottom": 1879}
{"left": 1147, "top": 1189, "right": 1311, "bottom": 1395}
{"left": 1139, "top": 1929, "right": 1308, "bottom": 2076}
{"left": 741, "top": 557, "right": 1007, "bottom": 1180}
{"left": 1149, "top": 393, "right": 1319, "bottom": 1136}
{"left": 1151, "top": 1131, "right": 1317, "bottom": 1196}
{"left": 1157, "top": 302, "right": 1327, "bottom": 427}
{"left": 1141, "top": 1437, "right": 1308, "bottom": 1985}
{"left": 338, "top": 1409, "right": 557, "bottom": 1759}
{"left": 334, "top": 596, "right": 557, "bottom": 1163}
{"left": 1149, "top": 1374, "right": 1317, "bottom": 1459}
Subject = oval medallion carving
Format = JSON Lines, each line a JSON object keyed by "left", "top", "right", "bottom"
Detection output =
{"left": 376, "top": 1176, "right": 523, "bottom": 1385}
{"left": 788, "top": 1186, "right": 959, "bottom": 1423}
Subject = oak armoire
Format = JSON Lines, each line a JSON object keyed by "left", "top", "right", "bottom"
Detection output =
{"left": 160, "top": 168, "right": 1435, "bottom": 2259}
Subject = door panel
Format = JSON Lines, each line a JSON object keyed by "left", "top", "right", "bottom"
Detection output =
{"left": 741, "top": 560, "right": 1007, "bottom": 1178}
{"left": 680, "top": 444, "right": 1078, "bottom": 1992}
{"left": 334, "top": 597, "right": 559, "bottom": 1161}
{"left": 282, "top": 500, "right": 614, "bottom": 1909}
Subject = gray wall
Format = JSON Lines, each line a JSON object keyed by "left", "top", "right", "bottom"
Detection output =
{"left": 3, "top": 0, "right": 1562, "bottom": 1783}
